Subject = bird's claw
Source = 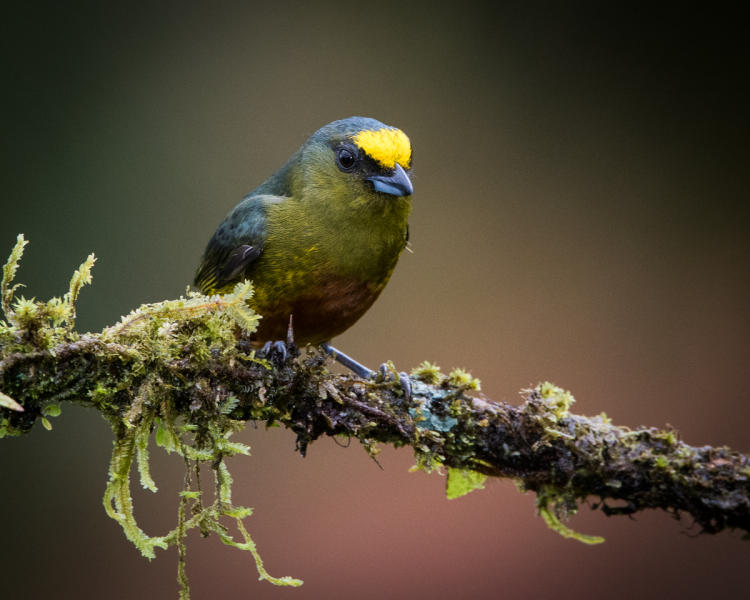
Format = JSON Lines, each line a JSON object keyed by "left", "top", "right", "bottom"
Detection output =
{"left": 373, "top": 363, "right": 412, "bottom": 400}
{"left": 258, "top": 316, "right": 297, "bottom": 365}
{"left": 259, "top": 340, "right": 289, "bottom": 363}
{"left": 398, "top": 371, "right": 412, "bottom": 400}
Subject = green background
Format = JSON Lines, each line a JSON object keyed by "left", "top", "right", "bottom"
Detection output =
{"left": 2, "top": 3, "right": 748, "bottom": 599}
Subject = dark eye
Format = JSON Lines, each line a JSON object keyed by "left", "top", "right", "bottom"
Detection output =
{"left": 336, "top": 147, "right": 356, "bottom": 171}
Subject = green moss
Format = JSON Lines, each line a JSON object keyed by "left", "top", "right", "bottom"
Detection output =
{"left": 537, "top": 382, "right": 576, "bottom": 421}
{"left": 409, "top": 450, "right": 445, "bottom": 474}
{"left": 42, "top": 403, "right": 61, "bottom": 417}
{"left": 0, "top": 236, "right": 301, "bottom": 597}
{"left": 411, "top": 361, "right": 442, "bottom": 384}
{"left": 64, "top": 252, "right": 96, "bottom": 332}
{"left": 1, "top": 234, "right": 28, "bottom": 320}
{"left": 100, "top": 280, "right": 301, "bottom": 592}
{"left": 446, "top": 468, "right": 487, "bottom": 499}
{"left": 98, "top": 327, "right": 302, "bottom": 593}
{"left": 447, "top": 368, "right": 481, "bottom": 391}
{"left": 538, "top": 502, "right": 605, "bottom": 545}
{"left": 536, "top": 487, "right": 605, "bottom": 545}
{"left": 655, "top": 430, "right": 677, "bottom": 447}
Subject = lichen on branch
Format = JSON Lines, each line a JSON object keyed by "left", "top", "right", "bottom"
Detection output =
{"left": 2, "top": 235, "right": 749, "bottom": 598}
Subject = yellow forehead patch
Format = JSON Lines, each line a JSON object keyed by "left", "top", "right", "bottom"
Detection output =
{"left": 352, "top": 128, "right": 411, "bottom": 169}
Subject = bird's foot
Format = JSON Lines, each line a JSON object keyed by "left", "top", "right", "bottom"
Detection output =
{"left": 258, "top": 316, "right": 298, "bottom": 365}
{"left": 259, "top": 340, "right": 290, "bottom": 362}
{"left": 374, "top": 362, "right": 412, "bottom": 400}
{"left": 321, "top": 343, "right": 411, "bottom": 399}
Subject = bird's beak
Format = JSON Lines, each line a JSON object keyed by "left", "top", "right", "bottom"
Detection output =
{"left": 367, "top": 163, "right": 413, "bottom": 197}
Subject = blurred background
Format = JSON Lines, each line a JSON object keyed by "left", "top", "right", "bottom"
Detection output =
{"left": 2, "top": 2, "right": 748, "bottom": 598}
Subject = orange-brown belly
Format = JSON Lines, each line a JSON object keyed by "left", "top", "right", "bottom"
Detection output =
{"left": 250, "top": 277, "right": 381, "bottom": 344}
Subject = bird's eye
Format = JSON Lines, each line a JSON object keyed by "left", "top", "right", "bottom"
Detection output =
{"left": 336, "top": 147, "right": 356, "bottom": 171}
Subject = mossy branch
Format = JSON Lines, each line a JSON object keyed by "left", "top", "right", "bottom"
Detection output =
{"left": 2, "top": 236, "right": 749, "bottom": 596}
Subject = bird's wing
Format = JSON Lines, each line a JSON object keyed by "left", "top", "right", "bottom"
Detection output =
{"left": 194, "top": 194, "right": 283, "bottom": 293}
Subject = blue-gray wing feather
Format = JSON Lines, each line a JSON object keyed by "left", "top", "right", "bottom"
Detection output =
{"left": 194, "top": 194, "right": 282, "bottom": 292}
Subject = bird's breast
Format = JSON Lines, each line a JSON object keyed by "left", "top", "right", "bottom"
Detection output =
{"left": 248, "top": 194, "right": 409, "bottom": 343}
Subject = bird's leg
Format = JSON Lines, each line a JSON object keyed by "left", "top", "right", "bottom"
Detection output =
{"left": 320, "top": 342, "right": 412, "bottom": 399}
{"left": 320, "top": 342, "right": 372, "bottom": 378}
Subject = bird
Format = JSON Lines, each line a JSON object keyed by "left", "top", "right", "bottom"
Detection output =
{"left": 194, "top": 117, "right": 413, "bottom": 379}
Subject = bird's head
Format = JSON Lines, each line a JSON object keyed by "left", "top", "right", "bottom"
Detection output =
{"left": 292, "top": 117, "right": 414, "bottom": 203}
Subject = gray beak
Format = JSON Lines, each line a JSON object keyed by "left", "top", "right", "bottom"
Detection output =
{"left": 367, "top": 163, "right": 413, "bottom": 197}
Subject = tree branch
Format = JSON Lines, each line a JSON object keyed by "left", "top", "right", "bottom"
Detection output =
{"left": 2, "top": 293, "right": 749, "bottom": 536}
{"left": 1, "top": 235, "right": 749, "bottom": 594}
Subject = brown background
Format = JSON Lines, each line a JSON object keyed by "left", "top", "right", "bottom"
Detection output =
{"left": 2, "top": 3, "right": 748, "bottom": 599}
